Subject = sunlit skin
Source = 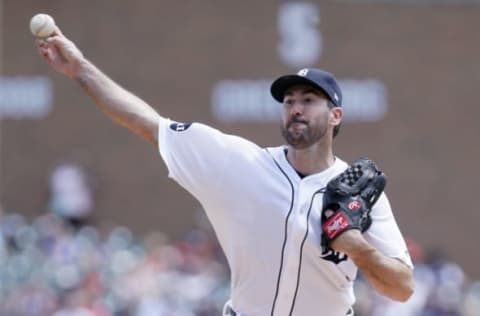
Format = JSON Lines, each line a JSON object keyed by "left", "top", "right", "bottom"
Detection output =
{"left": 281, "top": 84, "right": 343, "bottom": 176}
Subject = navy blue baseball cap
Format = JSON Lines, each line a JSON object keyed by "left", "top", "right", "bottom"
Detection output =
{"left": 270, "top": 68, "right": 342, "bottom": 107}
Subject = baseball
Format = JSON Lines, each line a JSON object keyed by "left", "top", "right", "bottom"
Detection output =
{"left": 29, "top": 13, "right": 56, "bottom": 37}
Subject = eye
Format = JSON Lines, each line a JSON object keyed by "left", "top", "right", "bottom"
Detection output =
{"left": 303, "top": 97, "right": 312, "bottom": 104}
{"left": 283, "top": 99, "right": 294, "bottom": 106}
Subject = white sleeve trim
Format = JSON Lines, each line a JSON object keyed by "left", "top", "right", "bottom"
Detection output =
{"left": 157, "top": 117, "right": 176, "bottom": 179}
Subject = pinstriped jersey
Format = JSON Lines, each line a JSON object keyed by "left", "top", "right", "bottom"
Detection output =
{"left": 157, "top": 117, "right": 412, "bottom": 316}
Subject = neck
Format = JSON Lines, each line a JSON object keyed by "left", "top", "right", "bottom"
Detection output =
{"left": 286, "top": 142, "right": 335, "bottom": 176}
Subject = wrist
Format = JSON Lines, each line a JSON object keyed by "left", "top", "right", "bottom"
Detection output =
{"left": 71, "top": 58, "right": 91, "bottom": 80}
{"left": 330, "top": 230, "right": 373, "bottom": 258}
{"left": 344, "top": 238, "right": 377, "bottom": 266}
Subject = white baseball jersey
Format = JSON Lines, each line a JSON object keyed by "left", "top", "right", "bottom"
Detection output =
{"left": 157, "top": 117, "right": 413, "bottom": 316}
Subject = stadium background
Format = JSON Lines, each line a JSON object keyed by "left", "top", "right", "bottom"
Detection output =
{"left": 1, "top": 0, "right": 479, "bottom": 310}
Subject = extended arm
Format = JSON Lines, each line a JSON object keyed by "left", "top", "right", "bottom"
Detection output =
{"left": 36, "top": 28, "right": 160, "bottom": 145}
{"left": 332, "top": 230, "right": 414, "bottom": 302}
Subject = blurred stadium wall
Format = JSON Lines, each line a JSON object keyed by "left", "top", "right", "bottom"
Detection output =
{"left": 1, "top": 1, "right": 479, "bottom": 277}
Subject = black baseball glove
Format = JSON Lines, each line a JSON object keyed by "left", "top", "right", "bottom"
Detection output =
{"left": 321, "top": 158, "right": 386, "bottom": 247}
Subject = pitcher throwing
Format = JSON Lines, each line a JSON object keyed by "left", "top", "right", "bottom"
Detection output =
{"left": 35, "top": 22, "right": 414, "bottom": 316}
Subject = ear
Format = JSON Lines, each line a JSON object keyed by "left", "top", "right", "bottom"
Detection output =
{"left": 330, "top": 107, "right": 343, "bottom": 127}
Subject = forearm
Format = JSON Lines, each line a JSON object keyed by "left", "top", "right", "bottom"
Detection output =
{"left": 332, "top": 231, "right": 414, "bottom": 301}
{"left": 74, "top": 59, "right": 160, "bottom": 145}
{"left": 349, "top": 239, "right": 414, "bottom": 301}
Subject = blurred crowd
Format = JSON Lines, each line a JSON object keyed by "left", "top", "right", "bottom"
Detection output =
{"left": 0, "top": 211, "right": 229, "bottom": 316}
{"left": 0, "top": 209, "right": 479, "bottom": 316}
{"left": 0, "top": 162, "right": 478, "bottom": 315}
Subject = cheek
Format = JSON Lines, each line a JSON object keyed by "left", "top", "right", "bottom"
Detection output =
{"left": 310, "top": 109, "right": 329, "bottom": 124}
{"left": 326, "top": 112, "right": 334, "bottom": 124}
{"left": 281, "top": 111, "right": 289, "bottom": 125}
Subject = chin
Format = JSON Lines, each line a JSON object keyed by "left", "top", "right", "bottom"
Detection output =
{"left": 282, "top": 128, "right": 313, "bottom": 149}
{"left": 287, "top": 138, "right": 312, "bottom": 149}
{"left": 291, "top": 143, "right": 313, "bottom": 150}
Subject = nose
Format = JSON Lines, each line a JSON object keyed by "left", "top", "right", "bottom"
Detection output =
{"left": 290, "top": 101, "right": 304, "bottom": 117}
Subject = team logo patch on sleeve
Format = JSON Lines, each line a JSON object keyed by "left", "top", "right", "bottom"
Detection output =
{"left": 169, "top": 122, "right": 192, "bottom": 132}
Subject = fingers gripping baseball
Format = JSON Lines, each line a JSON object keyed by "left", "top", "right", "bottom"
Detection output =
{"left": 321, "top": 158, "right": 386, "bottom": 248}
{"left": 35, "top": 27, "right": 84, "bottom": 78}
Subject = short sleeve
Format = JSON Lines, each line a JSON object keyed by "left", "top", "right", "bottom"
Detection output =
{"left": 157, "top": 117, "right": 227, "bottom": 201}
{"left": 157, "top": 117, "right": 262, "bottom": 206}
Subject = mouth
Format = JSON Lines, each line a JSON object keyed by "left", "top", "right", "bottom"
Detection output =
{"left": 288, "top": 120, "right": 308, "bottom": 129}
{"left": 287, "top": 122, "right": 308, "bottom": 137}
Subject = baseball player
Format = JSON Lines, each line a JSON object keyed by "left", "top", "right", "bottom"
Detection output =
{"left": 36, "top": 27, "right": 414, "bottom": 316}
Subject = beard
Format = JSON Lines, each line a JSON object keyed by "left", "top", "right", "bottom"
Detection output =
{"left": 281, "top": 117, "right": 328, "bottom": 149}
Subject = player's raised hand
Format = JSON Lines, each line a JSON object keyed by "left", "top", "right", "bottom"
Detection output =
{"left": 36, "top": 27, "right": 85, "bottom": 79}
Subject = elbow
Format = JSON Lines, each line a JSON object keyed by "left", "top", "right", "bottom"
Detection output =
{"left": 391, "top": 276, "right": 415, "bottom": 302}
{"left": 397, "top": 281, "right": 415, "bottom": 302}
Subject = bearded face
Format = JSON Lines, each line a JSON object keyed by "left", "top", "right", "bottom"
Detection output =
{"left": 281, "top": 112, "right": 329, "bottom": 149}
{"left": 281, "top": 85, "right": 331, "bottom": 149}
